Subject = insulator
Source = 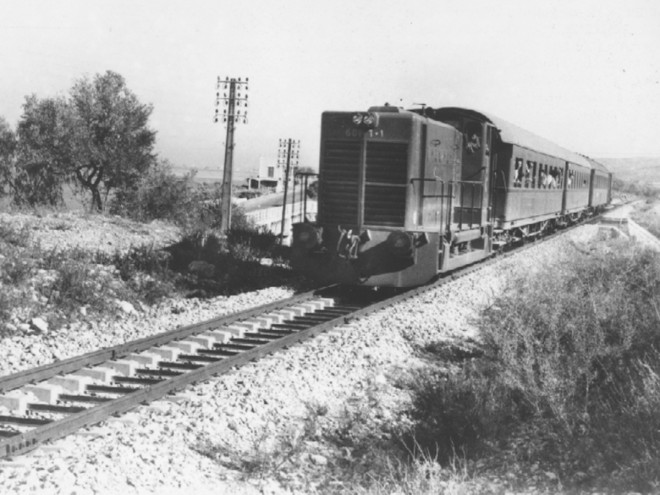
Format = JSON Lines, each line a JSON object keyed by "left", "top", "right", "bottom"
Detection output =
{"left": 214, "top": 117, "right": 218, "bottom": 123}
{"left": 246, "top": 77, "right": 249, "bottom": 82}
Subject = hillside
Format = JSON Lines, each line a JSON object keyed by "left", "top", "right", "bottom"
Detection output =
{"left": 598, "top": 157, "right": 660, "bottom": 185}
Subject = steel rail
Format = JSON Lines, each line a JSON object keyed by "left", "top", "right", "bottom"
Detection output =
{"left": 0, "top": 288, "right": 328, "bottom": 394}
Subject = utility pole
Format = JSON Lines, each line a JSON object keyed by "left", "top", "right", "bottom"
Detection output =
{"left": 214, "top": 76, "right": 249, "bottom": 233}
{"left": 278, "top": 138, "right": 300, "bottom": 244}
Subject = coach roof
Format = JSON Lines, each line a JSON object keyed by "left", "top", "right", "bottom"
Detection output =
{"left": 427, "top": 107, "right": 593, "bottom": 169}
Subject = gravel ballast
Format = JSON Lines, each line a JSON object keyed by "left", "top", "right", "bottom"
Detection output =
{"left": 0, "top": 224, "right": 621, "bottom": 495}
{"left": 0, "top": 205, "right": 651, "bottom": 494}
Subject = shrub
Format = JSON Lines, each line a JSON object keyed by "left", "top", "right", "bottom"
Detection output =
{"left": 0, "top": 220, "right": 32, "bottom": 247}
{"left": 110, "top": 160, "right": 197, "bottom": 224}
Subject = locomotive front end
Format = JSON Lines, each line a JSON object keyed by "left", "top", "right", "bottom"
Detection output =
{"left": 291, "top": 106, "right": 461, "bottom": 287}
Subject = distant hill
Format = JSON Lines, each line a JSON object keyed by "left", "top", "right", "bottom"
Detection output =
{"left": 598, "top": 157, "right": 660, "bottom": 186}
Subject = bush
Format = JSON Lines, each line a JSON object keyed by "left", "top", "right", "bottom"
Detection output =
{"left": 407, "top": 240, "right": 660, "bottom": 491}
{"left": 110, "top": 160, "right": 197, "bottom": 224}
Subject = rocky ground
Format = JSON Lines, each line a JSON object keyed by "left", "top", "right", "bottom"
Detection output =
{"left": 0, "top": 207, "right": 654, "bottom": 494}
{"left": 0, "top": 211, "right": 180, "bottom": 255}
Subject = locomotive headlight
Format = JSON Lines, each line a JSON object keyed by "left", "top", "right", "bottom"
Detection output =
{"left": 362, "top": 112, "right": 378, "bottom": 128}
{"left": 293, "top": 223, "right": 321, "bottom": 250}
{"left": 386, "top": 231, "right": 413, "bottom": 257}
{"left": 351, "top": 112, "right": 378, "bottom": 128}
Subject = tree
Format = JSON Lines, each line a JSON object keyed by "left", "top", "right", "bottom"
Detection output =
{"left": 0, "top": 117, "right": 17, "bottom": 198}
{"left": 11, "top": 96, "right": 72, "bottom": 206}
{"left": 68, "top": 71, "right": 156, "bottom": 211}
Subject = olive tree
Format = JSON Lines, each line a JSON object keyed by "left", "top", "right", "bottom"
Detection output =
{"left": 68, "top": 71, "right": 156, "bottom": 211}
{"left": 11, "top": 96, "right": 71, "bottom": 206}
{"left": 0, "top": 117, "right": 17, "bottom": 198}
{"left": 10, "top": 71, "right": 156, "bottom": 210}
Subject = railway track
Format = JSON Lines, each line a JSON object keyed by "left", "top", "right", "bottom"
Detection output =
{"left": 0, "top": 285, "right": 404, "bottom": 459}
{"left": 0, "top": 211, "right": 619, "bottom": 459}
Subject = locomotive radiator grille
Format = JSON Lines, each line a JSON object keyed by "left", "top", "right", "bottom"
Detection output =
{"left": 319, "top": 140, "right": 361, "bottom": 225}
{"left": 364, "top": 142, "right": 408, "bottom": 226}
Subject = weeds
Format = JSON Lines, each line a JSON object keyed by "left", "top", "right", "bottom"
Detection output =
{"left": 404, "top": 239, "right": 660, "bottom": 491}
{"left": 0, "top": 220, "right": 31, "bottom": 247}
{"left": 632, "top": 199, "right": 660, "bottom": 238}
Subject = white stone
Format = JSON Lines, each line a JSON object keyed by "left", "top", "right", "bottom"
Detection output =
{"left": 116, "top": 300, "right": 136, "bottom": 314}
{"left": 30, "top": 317, "right": 49, "bottom": 333}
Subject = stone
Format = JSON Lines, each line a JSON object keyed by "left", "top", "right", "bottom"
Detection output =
{"left": 30, "top": 317, "right": 49, "bottom": 333}
{"left": 116, "top": 300, "right": 136, "bottom": 314}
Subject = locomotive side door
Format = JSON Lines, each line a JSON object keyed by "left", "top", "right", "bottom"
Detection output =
{"left": 413, "top": 122, "right": 460, "bottom": 234}
{"left": 482, "top": 123, "right": 495, "bottom": 226}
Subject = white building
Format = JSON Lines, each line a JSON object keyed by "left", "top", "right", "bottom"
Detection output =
{"left": 246, "top": 156, "right": 293, "bottom": 193}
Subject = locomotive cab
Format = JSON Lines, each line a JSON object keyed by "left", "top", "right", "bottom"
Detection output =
{"left": 291, "top": 106, "right": 494, "bottom": 287}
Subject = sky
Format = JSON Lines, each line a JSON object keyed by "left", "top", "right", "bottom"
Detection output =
{"left": 1, "top": 0, "right": 659, "bottom": 182}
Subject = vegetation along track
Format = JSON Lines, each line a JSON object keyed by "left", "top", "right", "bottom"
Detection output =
{"left": 0, "top": 211, "right": 616, "bottom": 459}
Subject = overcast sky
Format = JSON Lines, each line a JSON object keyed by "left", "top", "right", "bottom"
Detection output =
{"left": 1, "top": 0, "right": 658, "bottom": 181}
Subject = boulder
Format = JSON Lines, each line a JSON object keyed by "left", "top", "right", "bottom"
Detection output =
{"left": 30, "top": 317, "right": 49, "bottom": 333}
{"left": 116, "top": 300, "right": 137, "bottom": 314}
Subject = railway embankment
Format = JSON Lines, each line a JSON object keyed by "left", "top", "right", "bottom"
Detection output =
{"left": 0, "top": 206, "right": 658, "bottom": 493}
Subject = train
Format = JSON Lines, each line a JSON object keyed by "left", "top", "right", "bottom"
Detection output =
{"left": 290, "top": 105, "right": 613, "bottom": 287}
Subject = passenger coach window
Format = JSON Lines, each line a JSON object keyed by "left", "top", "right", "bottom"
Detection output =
{"left": 526, "top": 161, "right": 535, "bottom": 188}
{"left": 513, "top": 158, "right": 523, "bottom": 187}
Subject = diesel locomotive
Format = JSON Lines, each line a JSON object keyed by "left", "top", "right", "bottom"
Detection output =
{"left": 290, "top": 105, "right": 612, "bottom": 287}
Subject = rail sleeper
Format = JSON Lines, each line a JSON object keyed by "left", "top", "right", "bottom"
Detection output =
{"left": 71, "top": 367, "right": 115, "bottom": 384}
{"left": 126, "top": 352, "right": 160, "bottom": 366}
{"left": 291, "top": 303, "right": 318, "bottom": 314}
{"left": 282, "top": 306, "right": 307, "bottom": 317}
{"left": 186, "top": 335, "right": 216, "bottom": 349}
{"left": 261, "top": 313, "right": 286, "bottom": 324}
{"left": 169, "top": 341, "right": 201, "bottom": 354}
{"left": 200, "top": 330, "right": 232, "bottom": 344}
{"left": 23, "top": 384, "right": 61, "bottom": 404}
{"left": 230, "top": 321, "right": 261, "bottom": 331}
{"left": 224, "top": 326, "right": 247, "bottom": 337}
{"left": 316, "top": 297, "right": 336, "bottom": 307}
{"left": 0, "top": 392, "right": 28, "bottom": 414}
{"left": 105, "top": 360, "right": 137, "bottom": 376}
{"left": 269, "top": 309, "right": 298, "bottom": 321}
{"left": 47, "top": 375, "right": 92, "bottom": 394}
{"left": 253, "top": 315, "right": 278, "bottom": 328}
{"left": 150, "top": 346, "right": 181, "bottom": 361}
